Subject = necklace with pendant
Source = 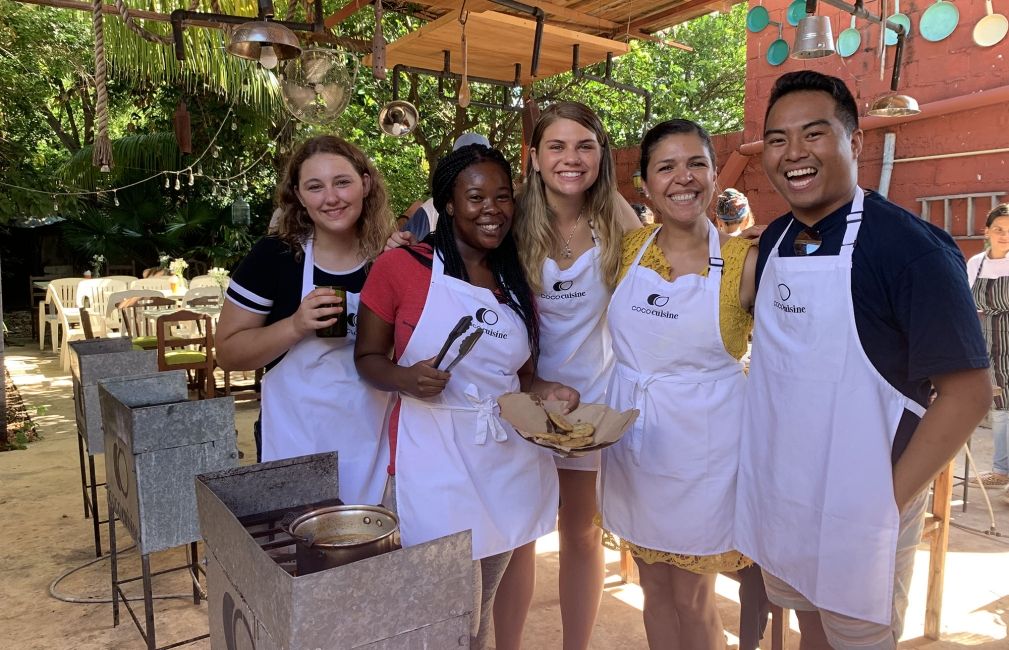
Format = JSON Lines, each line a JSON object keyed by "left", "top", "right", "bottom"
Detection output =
{"left": 559, "top": 213, "right": 582, "bottom": 258}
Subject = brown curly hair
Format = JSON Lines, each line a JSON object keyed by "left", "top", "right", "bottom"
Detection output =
{"left": 274, "top": 135, "right": 394, "bottom": 262}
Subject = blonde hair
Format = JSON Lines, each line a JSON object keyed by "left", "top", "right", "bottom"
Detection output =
{"left": 515, "top": 102, "right": 625, "bottom": 293}
{"left": 274, "top": 135, "right": 394, "bottom": 262}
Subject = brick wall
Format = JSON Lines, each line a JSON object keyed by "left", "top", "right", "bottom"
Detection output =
{"left": 615, "top": 0, "right": 1009, "bottom": 256}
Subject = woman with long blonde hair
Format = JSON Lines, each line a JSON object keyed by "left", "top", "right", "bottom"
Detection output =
{"left": 494, "top": 101, "right": 641, "bottom": 650}
{"left": 216, "top": 135, "right": 395, "bottom": 505}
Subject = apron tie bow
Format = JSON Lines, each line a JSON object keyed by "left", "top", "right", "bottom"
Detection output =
{"left": 464, "top": 383, "right": 509, "bottom": 444}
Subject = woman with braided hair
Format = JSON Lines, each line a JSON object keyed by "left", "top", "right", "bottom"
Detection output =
{"left": 355, "top": 143, "right": 579, "bottom": 649}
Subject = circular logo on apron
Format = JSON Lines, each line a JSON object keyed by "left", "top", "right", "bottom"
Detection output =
{"left": 553, "top": 280, "right": 574, "bottom": 291}
{"left": 475, "top": 308, "right": 499, "bottom": 326}
{"left": 777, "top": 283, "right": 791, "bottom": 301}
{"left": 646, "top": 294, "right": 670, "bottom": 307}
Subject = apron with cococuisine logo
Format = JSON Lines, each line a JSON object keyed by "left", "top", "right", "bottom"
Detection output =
{"left": 600, "top": 221, "right": 744, "bottom": 555}
{"left": 734, "top": 187, "right": 925, "bottom": 625}
{"left": 395, "top": 252, "right": 559, "bottom": 560}
{"left": 260, "top": 238, "right": 392, "bottom": 506}
{"left": 537, "top": 239, "right": 614, "bottom": 471}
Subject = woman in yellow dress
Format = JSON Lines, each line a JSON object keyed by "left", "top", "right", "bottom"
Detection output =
{"left": 599, "top": 118, "right": 758, "bottom": 649}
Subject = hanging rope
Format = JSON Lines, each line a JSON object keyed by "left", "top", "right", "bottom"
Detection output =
{"left": 92, "top": 0, "right": 113, "bottom": 172}
{"left": 112, "top": 0, "right": 173, "bottom": 45}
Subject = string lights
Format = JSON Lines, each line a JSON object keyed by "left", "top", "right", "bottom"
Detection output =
{"left": 1, "top": 97, "right": 294, "bottom": 210}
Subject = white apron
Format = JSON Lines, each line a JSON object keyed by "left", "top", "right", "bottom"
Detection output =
{"left": 600, "top": 221, "right": 744, "bottom": 554}
{"left": 734, "top": 188, "right": 925, "bottom": 625}
{"left": 395, "top": 253, "right": 559, "bottom": 560}
{"left": 260, "top": 239, "right": 392, "bottom": 506}
{"left": 537, "top": 243, "right": 614, "bottom": 471}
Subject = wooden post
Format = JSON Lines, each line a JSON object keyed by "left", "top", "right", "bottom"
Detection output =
{"left": 923, "top": 459, "right": 954, "bottom": 639}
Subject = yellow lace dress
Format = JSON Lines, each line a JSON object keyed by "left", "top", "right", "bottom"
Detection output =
{"left": 602, "top": 224, "right": 755, "bottom": 574}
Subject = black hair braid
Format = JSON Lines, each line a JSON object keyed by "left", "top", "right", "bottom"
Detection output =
{"left": 430, "top": 144, "right": 540, "bottom": 363}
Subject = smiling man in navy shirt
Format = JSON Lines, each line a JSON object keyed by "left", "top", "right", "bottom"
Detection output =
{"left": 734, "top": 71, "right": 990, "bottom": 650}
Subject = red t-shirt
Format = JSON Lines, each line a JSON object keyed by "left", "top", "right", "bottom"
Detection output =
{"left": 360, "top": 245, "right": 435, "bottom": 475}
{"left": 361, "top": 244, "right": 517, "bottom": 474}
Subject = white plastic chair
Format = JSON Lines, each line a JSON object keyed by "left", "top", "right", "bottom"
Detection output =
{"left": 57, "top": 290, "right": 90, "bottom": 370}
{"left": 187, "top": 275, "right": 220, "bottom": 289}
{"left": 129, "top": 277, "right": 176, "bottom": 295}
{"left": 105, "top": 289, "right": 163, "bottom": 333}
{"left": 38, "top": 278, "right": 82, "bottom": 352}
{"left": 104, "top": 275, "right": 139, "bottom": 285}
{"left": 76, "top": 279, "right": 128, "bottom": 337}
{"left": 183, "top": 286, "right": 223, "bottom": 306}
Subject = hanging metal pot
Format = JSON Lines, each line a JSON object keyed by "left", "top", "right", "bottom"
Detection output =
{"left": 973, "top": 0, "right": 1008, "bottom": 46}
{"left": 838, "top": 16, "right": 862, "bottom": 57}
{"left": 767, "top": 22, "right": 790, "bottom": 66}
{"left": 787, "top": 0, "right": 807, "bottom": 27}
{"left": 747, "top": 1, "right": 770, "bottom": 32}
{"left": 884, "top": 0, "right": 912, "bottom": 45}
{"left": 919, "top": 0, "right": 960, "bottom": 42}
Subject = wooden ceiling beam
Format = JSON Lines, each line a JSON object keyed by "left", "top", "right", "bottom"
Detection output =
{"left": 324, "top": 0, "right": 371, "bottom": 28}
{"left": 419, "top": 0, "right": 621, "bottom": 30}
{"left": 627, "top": 0, "right": 725, "bottom": 33}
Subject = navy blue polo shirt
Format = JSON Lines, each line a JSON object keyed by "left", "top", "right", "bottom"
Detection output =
{"left": 755, "top": 190, "right": 989, "bottom": 463}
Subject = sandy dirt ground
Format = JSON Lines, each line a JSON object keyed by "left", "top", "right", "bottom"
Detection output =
{"left": 1, "top": 340, "right": 1008, "bottom": 649}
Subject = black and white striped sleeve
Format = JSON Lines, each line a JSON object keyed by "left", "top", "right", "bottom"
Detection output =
{"left": 226, "top": 237, "right": 285, "bottom": 315}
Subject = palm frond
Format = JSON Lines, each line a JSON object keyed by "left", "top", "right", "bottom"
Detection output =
{"left": 59, "top": 132, "right": 181, "bottom": 189}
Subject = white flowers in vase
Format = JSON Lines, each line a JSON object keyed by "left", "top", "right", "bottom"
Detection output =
{"left": 169, "top": 257, "right": 189, "bottom": 279}
{"left": 91, "top": 254, "right": 106, "bottom": 277}
{"left": 208, "top": 266, "right": 230, "bottom": 288}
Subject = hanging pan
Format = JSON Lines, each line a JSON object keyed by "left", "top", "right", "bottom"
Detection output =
{"left": 767, "top": 22, "right": 790, "bottom": 65}
{"left": 920, "top": 0, "right": 960, "bottom": 42}
{"left": 973, "top": 0, "right": 1008, "bottom": 46}
{"left": 747, "top": 1, "right": 770, "bottom": 32}
{"left": 787, "top": 0, "right": 808, "bottom": 27}
{"left": 838, "top": 15, "right": 862, "bottom": 56}
{"left": 885, "top": 0, "right": 912, "bottom": 45}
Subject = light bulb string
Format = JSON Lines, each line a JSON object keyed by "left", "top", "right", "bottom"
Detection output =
{"left": 0, "top": 96, "right": 253, "bottom": 199}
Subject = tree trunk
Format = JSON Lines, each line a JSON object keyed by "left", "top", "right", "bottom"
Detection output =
{"left": 1, "top": 251, "right": 6, "bottom": 438}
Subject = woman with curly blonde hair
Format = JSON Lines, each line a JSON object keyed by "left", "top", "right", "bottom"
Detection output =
{"left": 216, "top": 135, "right": 395, "bottom": 505}
{"left": 495, "top": 102, "right": 640, "bottom": 650}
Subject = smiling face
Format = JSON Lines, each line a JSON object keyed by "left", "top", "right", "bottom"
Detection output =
{"left": 295, "top": 153, "right": 371, "bottom": 238}
{"left": 448, "top": 161, "right": 515, "bottom": 255}
{"left": 987, "top": 216, "right": 1009, "bottom": 258}
{"left": 762, "top": 90, "right": 863, "bottom": 225}
{"left": 643, "top": 132, "right": 717, "bottom": 226}
{"left": 530, "top": 118, "right": 603, "bottom": 201}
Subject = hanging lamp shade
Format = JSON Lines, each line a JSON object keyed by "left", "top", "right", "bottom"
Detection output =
{"left": 867, "top": 93, "right": 921, "bottom": 117}
{"left": 226, "top": 19, "right": 301, "bottom": 70}
{"left": 231, "top": 196, "right": 251, "bottom": 226}
{"left": 792, "top": 15, "right": 836, "bottom": 58}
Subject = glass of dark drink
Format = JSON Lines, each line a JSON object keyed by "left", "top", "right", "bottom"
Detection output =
{"left": 315, "top": 286, "right": 347, "bottom": 338}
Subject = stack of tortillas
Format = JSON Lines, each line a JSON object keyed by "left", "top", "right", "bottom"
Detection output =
{"left": 497, "top": 393, "right": 639, "bottom": 458}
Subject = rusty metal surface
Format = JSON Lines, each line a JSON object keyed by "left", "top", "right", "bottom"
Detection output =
{"left": 197, "top": 455, "right": 474, "bottom": 649}
{"left": 99, "top": 372, "right": 237, "bottom": 554}
{"left": 69, "top": 339, "right": 157, "bottom": 454}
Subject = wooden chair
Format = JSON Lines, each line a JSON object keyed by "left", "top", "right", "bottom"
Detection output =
{"left": 156, "top": 309, "right": 215, "bottom": 399}
{"left": 118, "top": 296, "right": 176, "bottom": 350}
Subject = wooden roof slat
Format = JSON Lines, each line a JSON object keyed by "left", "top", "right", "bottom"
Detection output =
{"left": 369, "top": 10, "right": 628, "bottom": 84}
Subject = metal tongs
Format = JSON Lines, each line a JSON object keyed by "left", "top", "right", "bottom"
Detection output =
{"left": 443, "top": 328, "right": 483, "bottom": 372}
{"left": 433, "top": 316, "right": 473, "bottom": 368}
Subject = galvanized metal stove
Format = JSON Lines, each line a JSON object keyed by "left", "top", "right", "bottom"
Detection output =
{"left": 197, "top": 453, "right": 475, "bottom": 649}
